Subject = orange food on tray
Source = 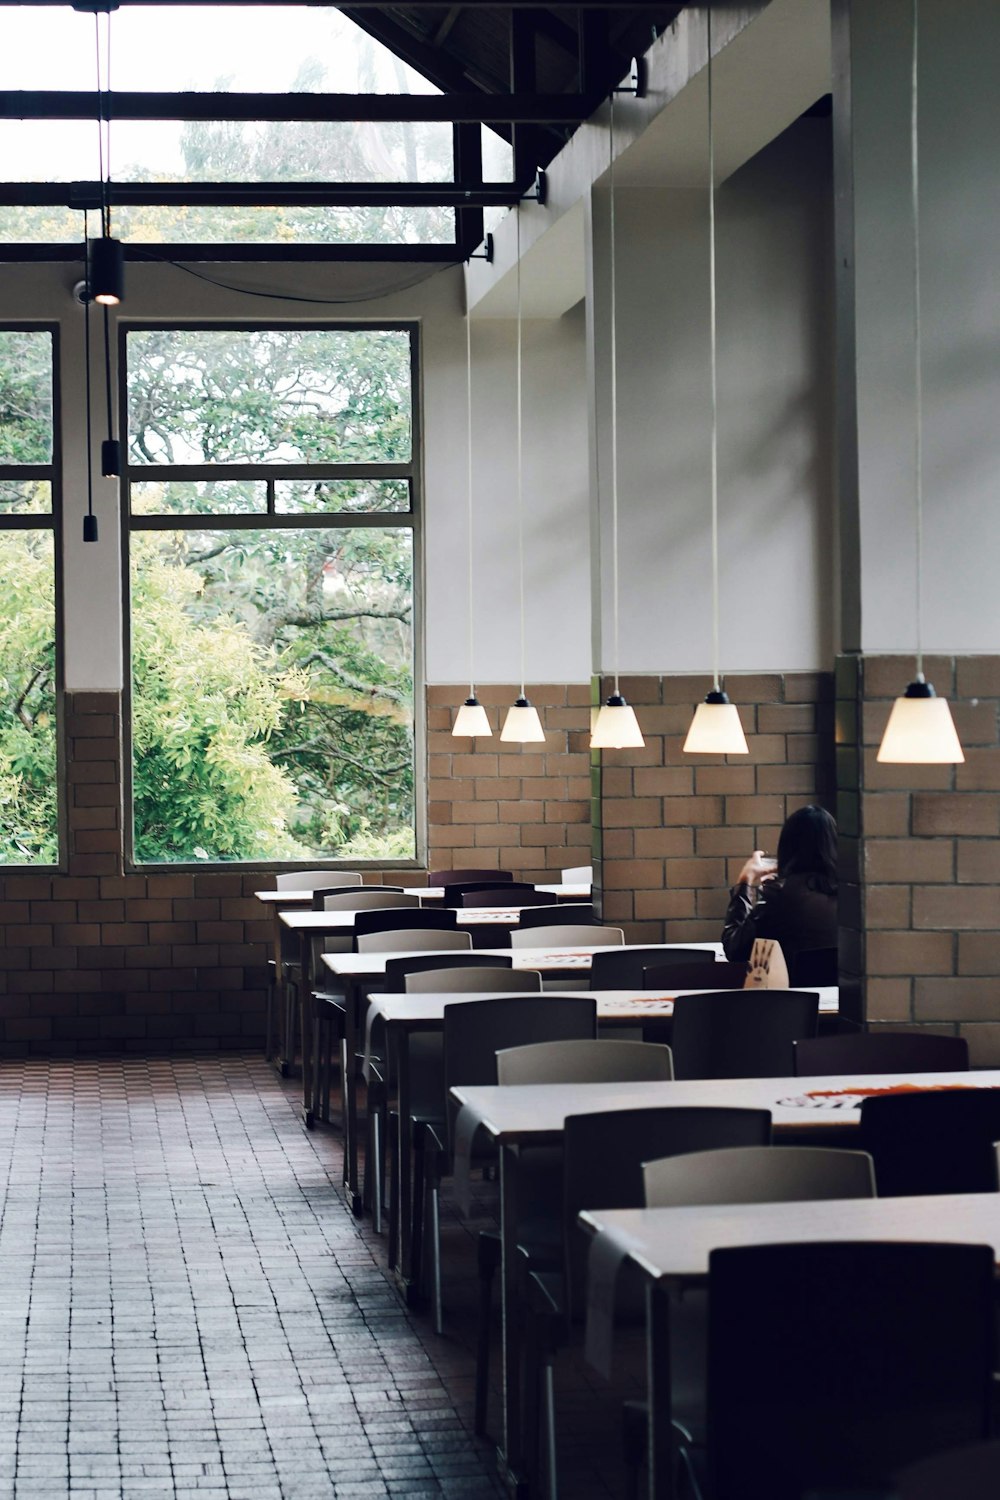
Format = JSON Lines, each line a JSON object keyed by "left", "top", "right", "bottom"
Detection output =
{"left": 805, "top": 1083, "right": 989, "bottom": 1099}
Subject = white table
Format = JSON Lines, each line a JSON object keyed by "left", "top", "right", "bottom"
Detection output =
{"left": 254, "top": 880, "right": 591, "bottom": 905}
{"left": 320, "top": 942, "right": 724, "bottom": 1210}
{"left": 450, "top": 1067, "right": 999, "bottom": 1489}
{"left": 579, "top": 1182, "right": 1000, "bottom": 1500}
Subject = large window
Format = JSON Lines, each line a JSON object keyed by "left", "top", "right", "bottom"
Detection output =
{"left": 0, "top": 328, "right": 59, "bottom": 865}
{"left": 124, "top": 325, "right": 417, "bottom": 865}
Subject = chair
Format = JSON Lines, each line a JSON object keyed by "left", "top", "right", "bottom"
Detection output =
{"left": 497, "top": 1038, "right": 673, "bottom": 1086}
{"left": 670, "top": 989, "right": 819, "bottom": 1079}
{"left": 524, "top": 1107, "right": 772, "bottom": 1491}
{"left": 274, "top": 869, "right": 362, "bottom": 889}
{"left": 787, "top": 945, "right": 839, "bottom": 986}
{"left": 515, "top": 905, "right": 596, "bottom": 930}
{"left": 590, "top": 948, "right": 717, "bottom": 990}
{"left": 794, "top": 1031, "right": 970, "bottom": 1077}
{"left": 356, "top": 929, "right": 473, "bottom": 955}
{"left": 415, "top": 995, "right": 598, "bottom": 1333}
{"left": 352, "top": 906, "right": 458, "bottom": 942}
{"left": 383, "top": 953, "right": 514, "bottom": 992}
{"left": 643, "top": 960, "right": 747, "bottom": 991}
{"left": 453, "top": 886, "right": 551, "bottom": 908}
{"left": 561, "top": 865, "right": 592, "bottom": 884}
{"left": 622, "top": 1145, "right": 877, "bottom": 1499}
{"left": 692, "top": 1242, "right": 995, "bottom": 1499}
{"left": 858, "top": 1088, "right": 1000, "bottom": 1196}
{"left": 428, "top": 868, "right": 514, "bottom": 888}
{"left": 509, "top": 924, "right": 624, "bottom": 950}
{"left": 321, "top": 889, "right": 418, "bottom": 912}
{"left": 312, "top": 883, "right": 391, "bottom": 908}
{"left": 896, "top": 1439, "right": 1000, "bottom": 1500}
{"left": 405, "top": 967, "right": 540, "bottom": 994}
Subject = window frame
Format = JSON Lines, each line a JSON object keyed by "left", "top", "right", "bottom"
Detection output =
{"left": 119, "top": 318, "right": 424, "bottom": 873}
{"left": 0, "top": 320, "right": 65, "bottom": 870}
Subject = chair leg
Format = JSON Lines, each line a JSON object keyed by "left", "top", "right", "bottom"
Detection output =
{"left": 410, "top": 1133, "right": 426, "bottom": 1293}
{"left": 340, "top": 1035, "right": 350, "bottom": 1189}
{"left": 387, "top": 1109, "right": 399, "bottom": 1273}
{"left": 265, "top": 973, "right": 275, "bottom": 1061}
{"left": 430, "top": 1181, "right": 443, "bottom": 1335}
{"left": 371, "top": 1105, "right": 383, "bottom": 1235}
{"left": 474, "top": 1234, "right": 501, "bottom": 1437}
{"left": 542, "top": 1349, "right": 558, "bottom": 1500}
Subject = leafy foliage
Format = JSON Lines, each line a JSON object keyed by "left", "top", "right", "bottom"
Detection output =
{"left": 0, "top": 526, "right": 57, "bottom": 864}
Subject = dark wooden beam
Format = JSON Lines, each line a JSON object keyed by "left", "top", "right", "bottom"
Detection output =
{"left": 0, "top": 88, "right": 590, "bottom": 123}
{"left": 453, "top": 122, "right": 485, "bottom": 258}
{"left": 0, "top": 179, "right": 520, "bottom": 207}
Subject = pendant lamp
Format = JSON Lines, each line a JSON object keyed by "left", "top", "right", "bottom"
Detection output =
{"left": 500, "top": 206, "right": 545, "bottom": 745}
{"left": 81, "top": 211, "right": 99, "bottom": 543}
{"left": 89, "top": 11, "right": 125, "bottom": 309}
{"left": 876, "top": 0, "right": 962, "bottom": 765}
{"left": 590, "top": 90, "right": 644, "bottom": 752}
{"left": 452, "top": 309, "right": 492, "bottom": 738}
{"left": 682, "top": 12, "right": 748, "bottom": 758}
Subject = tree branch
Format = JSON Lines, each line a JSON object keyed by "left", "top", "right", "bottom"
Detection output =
{"left": 299, "top": 651, "right": 406, "bottom": 705}
{"left": 271, "top": 737, "right": 410, "bottom": 787}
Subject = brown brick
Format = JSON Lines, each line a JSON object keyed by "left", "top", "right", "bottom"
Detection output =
{"left": 600, "top": 767, "right": 633, "bottom": 799}
{"left": 867, "top": 930, "right": 954, "bottom": 975}
{"left": 861, "top": 793, "right": 911, "bottom": 837}
{"left": 757, "top": 704, "right": 816, "bottom": 734}
{"left": 694, "top": 827, "right": 753, "bottom": 857}
{"left": 693, "top": 766, "right": 756, "bottom": 795}
{"left": 68, "top": 713, "right": 116, "bottom": 738}
{"left": 865, "top": 839, "right": 953, "bottom": 883}
{"left": 862, "top": 750, "right": 954, "bottom": 792}
{"left": 173, "top": 898, "right": 220, "bottom": 920}
{"left": 956, "top": 748, "right": 1000, "bottom": 792}
{"left": 518, "top": 825, "right": 563, "bottom": 846}
{"left": 864, "top": 656, "right": 954, "bottom": 699}
{"left": 956, "top": 841, "right": 1000, "bottom": 884}
{"left": 72, "top": 830, "right": 121, "bottom": 855}
{"left": 69, "top": 690, "right": 118, "bottom": 715}
{"left": 659, "top": 675, "right": 714, "bottom": 704}
{"left": 69, "top": 854, "right": 120, "bottom": 877}
{"left": 866, "top": 885, "right": 912, "bottom": 929}
{"left": 913, "top": 885, "right": 1000, "bottom": 930}
{"left": 912, "top": 794, "right": 1000, "bottom": 837}
{"left": 148, "top": 922, "right": 197, "bottom": 944}
{"left": 786, "top": 734, "right": 822, "bottom": 765}
{"left": 865, "top": 978, "right": 913, "bottom": 1023}
{"left": 756, "top": 765, "right": 820, "bottom": 795}
{"left": 723, "top": 795, "right": 785, "bottom": 826}
{"left": 914, "top": 978, "right": 1000, "bottom": 1021}
{"left": 601, "top": 859, "right": 663, "bottom": 891}
{"left": 950, "top": 700, "right": 1000, "bottom": 746}
{"left": 956, "top": 657, "right": 1000, "bottom": 698}
{"left": 145, "top": 875, "right": 196, "bottom": 899}
{"left": 695, "top": 887, "right": 729, "bottom": 920}
{"left": 661, "top": 797, "right": 722, "bottom": 827}
{"left": 494, "top": 800, "right": 543, "bottom": 825}
{"left": 497, "top": 754, "right": 545, "bottom": 778}
{"left": 632, "top": 705, "right": 698, "bottom": 736}
{"left": 99, "top": 876, "right": 146, "bottom": 898}
{"left": 72, "top": 783, "right": 120, "bottom": 807}
{"left": 634, "top": 828, "right": 694, "bottom": 858}
{"left": 634, "top": 888, "right": 697, "bottom": 920}
{"left": 784, "top": 673, "right": 833, "bottom": 703}
{"left": 69, "top": 806, "right": 119, "bottom": 831}
{"left": 599, "top": 798, "right": 660, "bottom": 829}
{"left": 666, "top": 857, "right": 727, "bottom": 888}
{"left": 543, "top": 800, "right": 589, "bottom": 824}
{"left": 452, "top": 801, "right": 498, "bottom": 824}
{"left": 51, "top": 923, "right": 102, "bottom": 946}
{"left": 196, "top": 921, "right": 244, "bottom": 943}
{"left": 193, "top": 875, "right": 244, "bottom": 897}
{"left": 632, "top": 768, "right": 695, "bottom": 797}
{"left": 100, "top": 923, "right": 148, "bottom": 945}
{"left": 68, "top": 761, "right": 117, "bottom": 785}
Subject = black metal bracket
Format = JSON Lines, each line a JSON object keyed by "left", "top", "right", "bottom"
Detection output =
{"left": 614, "top": 55, "right": 648, "bottom": 100}
{"left": 521, "top": 168, "right": 547, "bottom": 206}
{"left": 70, "top": 0, "right": 119, "bottom": 11}
{"left": 468, "top": 233, "right": 494, "bottom": 264}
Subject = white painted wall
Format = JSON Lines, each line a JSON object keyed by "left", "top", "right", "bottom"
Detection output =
{"left": 843, "top": 0, "right": 1000, "bottom": 654}
{"left": 0, "top": 259, "right": 591, "bottom": 691}
{"left": 589, "top": 118, "right": 836, "bottom": 676}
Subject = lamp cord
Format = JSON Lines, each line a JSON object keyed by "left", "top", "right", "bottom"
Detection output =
{"left": 608, "top": 90, "right": 620, "bottom": 697}
{"left": 464, "top": 306, "right": 476, "bottom": 699}
{"left": 911, "top": 0, "right": 924, "bottom": 682}
{"left": 83, "top": 210, "right": 94, "bottom": 524}
{"left": 707, "top": 7, "right": 720, "bottom": 693}
{"left": 515, "top": 203, "right": 525, "bottom": 699}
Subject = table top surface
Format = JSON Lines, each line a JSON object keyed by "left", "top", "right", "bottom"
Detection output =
{"left": 368, "top": 986, "right": 839, "bottom": 1027}
{"left": 450, "top": 1068, "right": 1000, "bottom": 1140}
{"left": 279, "top": 906, "right": 602, "bottom": 930}
{"left": 578, "top": 1189, "right": 1000, "bottom": 1281}
{"left": 256, "top": 881, "right": 590, "bottom": 905}
{"left": 321, "top": 940, "right": 723, "bottom": 977}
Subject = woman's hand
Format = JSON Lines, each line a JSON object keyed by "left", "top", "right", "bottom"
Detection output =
{"left": 736, "top": 850, "right": 778, "bottom": 888}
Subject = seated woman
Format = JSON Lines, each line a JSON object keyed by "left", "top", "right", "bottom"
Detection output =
{"left": 722, "top": 804, "right": 838, "bottom": 964}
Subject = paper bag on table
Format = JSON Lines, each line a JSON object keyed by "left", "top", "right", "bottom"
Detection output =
{"left": 744, "top": 937, "right": 790, "bottom": 990}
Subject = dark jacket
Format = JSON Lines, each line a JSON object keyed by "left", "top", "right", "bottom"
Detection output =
{"left": 721, "top": 872, "right": 837, "bottom": 965}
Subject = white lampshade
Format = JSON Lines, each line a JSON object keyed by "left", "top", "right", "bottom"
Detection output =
{"left": 590, "top": 694, "right": 645, "bottom": 749}
{"left": 500, "top": 697, "right": 545, "bottom": 743}
{"left": 682, "top": 692, "right": 749, "bottom": 755}
{"left": 452, "top": 697, "right": 492, "bottom": 738}
{"left": 877, "top": 680, "right": 964, "bottom": 764}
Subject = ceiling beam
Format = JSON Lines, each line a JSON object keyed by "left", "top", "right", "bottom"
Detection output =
{"left": 0, "top": 88, "right": 590, "bottom": 122}
{"left": 0, "top": 179, "right": 521, "bottom": 207}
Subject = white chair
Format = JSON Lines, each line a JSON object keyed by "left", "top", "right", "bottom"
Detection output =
{"left": 509, "top": 924, "right": 624, "bottom": 950}
{"left": 275, "top": 869, "right": 362, "bottom": 889}
{"left": 496, "top": 1037, "right": 673, "bottom": 1085}
{"left": 356, "top": 929, "right": 473, "bottom": 955}
{"left": 560, "top": 865, "right": 593, "bottom": 884}
{"left": 321, "top": 890, "right": 417, "bottom": 911}
{"left": 642, "top": 1145, "right": 876, "bottom": 1206}
{"left": 406, "top": 967, "right": 542, "bottom": 994}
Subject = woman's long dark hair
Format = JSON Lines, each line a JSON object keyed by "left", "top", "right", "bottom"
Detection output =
{"left": 776, "top": 805, "right": 838, "bottom": 894}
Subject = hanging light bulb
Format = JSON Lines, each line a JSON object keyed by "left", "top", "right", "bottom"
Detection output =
{"left": 452, "top": 310, "right": 492, "bottom": 738}
{"left": 683, "top": 12, "right": 748, "bottom": 759}
{"left": 500, "top": 205, "right": 545, "bottom": 745}
{"left": 877, "top": 0, "right": 962, "bottom": 766}
{"left": 590, "top": 89, "right": 644, "bottom": 753}
{"left": 82, "top": 210, "right": 99, "bottom": 545}
{"left": 89, "top": 236, "right": 124, "bottom": 307}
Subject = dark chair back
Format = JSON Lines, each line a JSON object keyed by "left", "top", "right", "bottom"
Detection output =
{"left": 670, "top": 990, "right": 819, "bottom": 1079}
{"left": 442, "top": 996, "right": 597, "bottom": 1149}
{"left": 456, "top": 886, "right": 552, "bottom": 908}
{"left": 312, "top": 884, "right": 402, "bottom": 908}
{"left": 787, "top": 945, "right": 839, "bottom": 986}
{"left": 643, "top": 960, "right": 748, "bottom": 992}
{"left": 897, "top": 1438, "right": 1000, "bottom": 1500}
{"left": 795, "top": 1031, "right": 970, "bottom": 1077}
{"left": 429, "top": 868, "right": 513, "bottom": 888}
{"left": 383, "top": 952, "right": 513, "bottom": 991}
{"left": 515, "top": 904, "right": 596, "bottom": 930}
{"left": 563, "top": 1106, "right": 771, "bottom": 1307}
{"left": 589, "top": 947, "right": 715, "bottom": 990}
{"left": 859, "top": 1088, "right": 1000, "bottom": 1196}
{"left": 353, "top": 907, "right": 459, "bottom": 944}
{"left": 706, "top": 1241, "right": 995, "bottom": 1500}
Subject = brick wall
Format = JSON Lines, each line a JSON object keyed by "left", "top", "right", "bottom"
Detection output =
{"left": 838, "top": 654, "right": 1000, "bottom": 1064}
{"left": 595, "top": 672, "right": 836, "bottom": 944}
{"left": 426, "top": 684, "right": 594, "bottom": 880}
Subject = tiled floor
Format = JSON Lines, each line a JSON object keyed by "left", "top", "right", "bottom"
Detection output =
{"left": 0, "top": 1055, "right": 505, "bottom": 1500}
